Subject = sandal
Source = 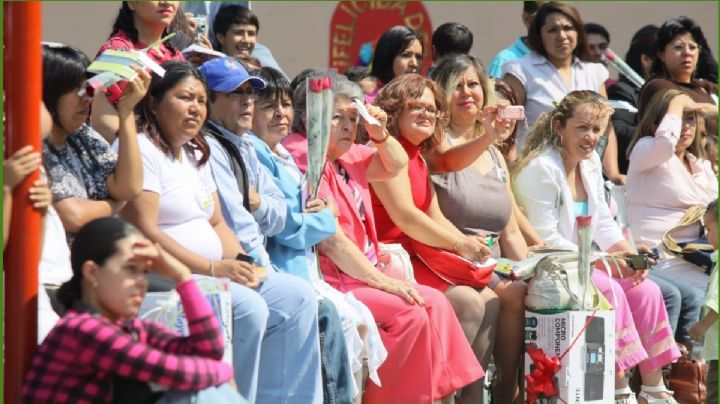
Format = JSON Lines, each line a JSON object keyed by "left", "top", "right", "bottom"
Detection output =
{"left": 638, "top": 385, "right": 678, "bottom": 404}
{"left": 615, "top": 385, "right": 639, "bottom": 404}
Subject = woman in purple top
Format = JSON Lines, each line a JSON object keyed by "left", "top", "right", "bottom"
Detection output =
{"left": 22, "top": 217, "right": 244, "bottom": 404}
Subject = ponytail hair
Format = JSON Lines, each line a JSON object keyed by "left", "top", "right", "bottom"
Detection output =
{"left": 57, "top": 217, "right": 141, "bottom": 310}
{"left": 512, "top": 90, "right": 614, "bottom": 178}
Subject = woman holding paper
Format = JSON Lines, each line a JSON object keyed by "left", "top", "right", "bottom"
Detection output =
{"left": 296, "top": 75, "right": 483, "bottom": 404}
{"left": 119, "top": 62, "right": 324, "bottom": 404}
{"left": 249, "top": 67, "right": 391, "bottom": 400}
{"left": 513, "top": 90, "right": 680, "bottom": 404}
{"left": 92, "top": 1, "right": 186, "bottom": 143}
{"left": 368, "top": 73, "right": 501, "bottom": 403}
{"left": 41, "top": 43, "right": 148, "bottom": 242}
{"left": 23, "top": 217, "right": 245, "bottom": 404}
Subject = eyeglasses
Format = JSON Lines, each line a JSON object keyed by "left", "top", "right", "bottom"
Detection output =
{"left": 671, "top": 42, "right": 699, "bottom": 53}
{"left": 76, "top": 85, "right": 94, "bottom": 99}
{"left": 406, "top": 102, "right": 440, "bottom": 118}
{"left": 225, "top": 87, "right": 255, "bottom": 101}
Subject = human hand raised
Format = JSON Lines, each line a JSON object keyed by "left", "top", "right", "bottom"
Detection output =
{"left": 362, "top": 104, "right": 389, "bottom": 142}
{"left": 481, "top": 104, "right": 514, "bottom": 141}
{"left": 117, "top": 66, "right": 152, "bottom": 115}
{"left": 131, "top": 239, "right": 193, "bottom": 284}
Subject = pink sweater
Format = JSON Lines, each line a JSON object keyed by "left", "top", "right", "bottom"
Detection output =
{"left": 626, "top": 114, "right": 717, "bottom": 252}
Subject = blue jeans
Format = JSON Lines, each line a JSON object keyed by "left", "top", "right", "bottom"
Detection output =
{"left": 156, "top": 383, "right": 248, "bottom": 403}
{"left": 226, "top": 272, "right": 322, "bottom": 404}
{"left": 649, "top": 271, "right": 704, "bottom": 343}
{"left": 318, "top": 299, "right": 354, "bottom": 404}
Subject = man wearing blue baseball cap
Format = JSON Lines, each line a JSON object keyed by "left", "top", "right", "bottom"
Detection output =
{"left": 198, "top": 57, "right": 323, "bottom": 403}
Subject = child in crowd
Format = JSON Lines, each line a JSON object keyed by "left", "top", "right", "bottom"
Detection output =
{"left": 22, "top": 217, "right": 245, "bottom": 404}
{"left": 689, "top": 200, "right": 719, "bottom": 404}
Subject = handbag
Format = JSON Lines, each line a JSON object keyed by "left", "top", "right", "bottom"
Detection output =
{"left": 408, "top": 239, "right": 494, "bottom": 288}
{"left": 668, "top": 348, "right": 708, "bottom": 404}
{"left": 525, "top": 252, "right": 611, "bottom": 311}
{"left": 377, "top": 243, "right": 416, "bottom": 283}
{"left": 662, "top": 206, "right": 714, "bottom": 273}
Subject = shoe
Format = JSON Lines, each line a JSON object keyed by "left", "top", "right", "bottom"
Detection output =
{"left": 638, "top": 385, "right": 678, "bottom": 404}
{"left": 615, "top": 385, "right": 639, "bottom": 404}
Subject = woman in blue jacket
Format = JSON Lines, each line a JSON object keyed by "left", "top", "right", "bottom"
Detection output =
{"left": 249, "top": 67, "right": 389, "bottom": 399}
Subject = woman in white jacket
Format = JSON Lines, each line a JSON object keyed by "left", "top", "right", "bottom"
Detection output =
{"left": 513, "top": 90, "right": 680, "bottom": 404}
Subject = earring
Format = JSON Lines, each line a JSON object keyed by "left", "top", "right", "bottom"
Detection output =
{"left": 92, "top": 281, "right": 99, "bottom": 288}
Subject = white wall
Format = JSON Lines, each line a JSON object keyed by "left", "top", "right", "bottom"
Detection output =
{"left": 41, "top": 1, "right": 718, "bottom": 80}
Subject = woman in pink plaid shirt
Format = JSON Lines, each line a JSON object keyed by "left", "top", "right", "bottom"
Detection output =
{"left": 22, "top": 217, "right": 246, "bottom": 404}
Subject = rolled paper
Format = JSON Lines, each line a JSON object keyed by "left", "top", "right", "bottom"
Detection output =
{"left": 604, "top": 49, "right": 645, "bottom": 89}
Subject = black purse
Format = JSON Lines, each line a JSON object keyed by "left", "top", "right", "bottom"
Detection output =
{"left": 662, "top": 206, "right": 714, "bottom": 273}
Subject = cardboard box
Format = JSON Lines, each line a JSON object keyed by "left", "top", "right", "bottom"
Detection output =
{"left": 524, "top": 310, "right": 615, "bottom": 404}
{"left": 140, "top": 277, "right": 233, "bottom": 366}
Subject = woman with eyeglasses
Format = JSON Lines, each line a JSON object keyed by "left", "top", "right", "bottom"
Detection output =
{"left": 41, "top": 43, "right": 149, "bottom": 243}
{"left": 637, "top": 16, "right": 718, "bottom": 147}
{"left": 288, "top": 74, "right": 483, "bottom": 403}
{"left": 369, "top": 73, "right": 497, "bottom": 402}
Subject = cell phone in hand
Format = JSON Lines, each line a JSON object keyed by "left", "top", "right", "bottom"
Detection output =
{"left": 236, "top": 253, "right": 268, "bottom": 280}
{"left": 235, "top": 253, "right": 255, "bottom": 265}
{"left": 627, "top": 254, "right": 649, "bottom": 270}
{"left": 498, "top": 105, "right": 525, "bottom": 120}
{"left": 194, "top": 16, "right": 208, "bottom": 44}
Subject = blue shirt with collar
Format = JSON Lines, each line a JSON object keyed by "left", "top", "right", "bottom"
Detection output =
{"left": 247, "top": 134, "right": 336, "bottom": 280}
{"left": 487, "top": 36, "right": 530, "bottom": 78}
{"left": 205, "top": 121, "right": 287, "bottom": 267}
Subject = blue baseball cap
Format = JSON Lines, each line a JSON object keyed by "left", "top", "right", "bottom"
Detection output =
{"left": 199, "top": 57, "right": 265, "bottom": 93}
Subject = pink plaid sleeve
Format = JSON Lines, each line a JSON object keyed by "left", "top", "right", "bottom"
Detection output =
{"left": 78, "top": 311, "right": 232, "bottom": 390}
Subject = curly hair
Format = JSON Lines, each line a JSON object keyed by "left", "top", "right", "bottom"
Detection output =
{"left": 512, "top": 90, "right": 614, "bottom": 177}
{"left": 373, "top": 74, "right": 446, "bottom": 151}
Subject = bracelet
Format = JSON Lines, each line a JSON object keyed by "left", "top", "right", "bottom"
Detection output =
{"left": 370, "top": 130, "right": 390, "bottom": 144}
{"left": 209, "top": 260, "right": 215, "bottom": 277}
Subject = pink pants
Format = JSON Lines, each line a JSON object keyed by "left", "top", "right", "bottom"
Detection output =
{"left": 346, "top": 284, "right": 484, "bottom": 404}
{"left": 592, "top": 269, "right": 681, "bottom": 373}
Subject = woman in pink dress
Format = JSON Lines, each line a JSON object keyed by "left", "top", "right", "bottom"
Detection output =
{"left": 291, "top": 75, "right": 483, "bottom": 404}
